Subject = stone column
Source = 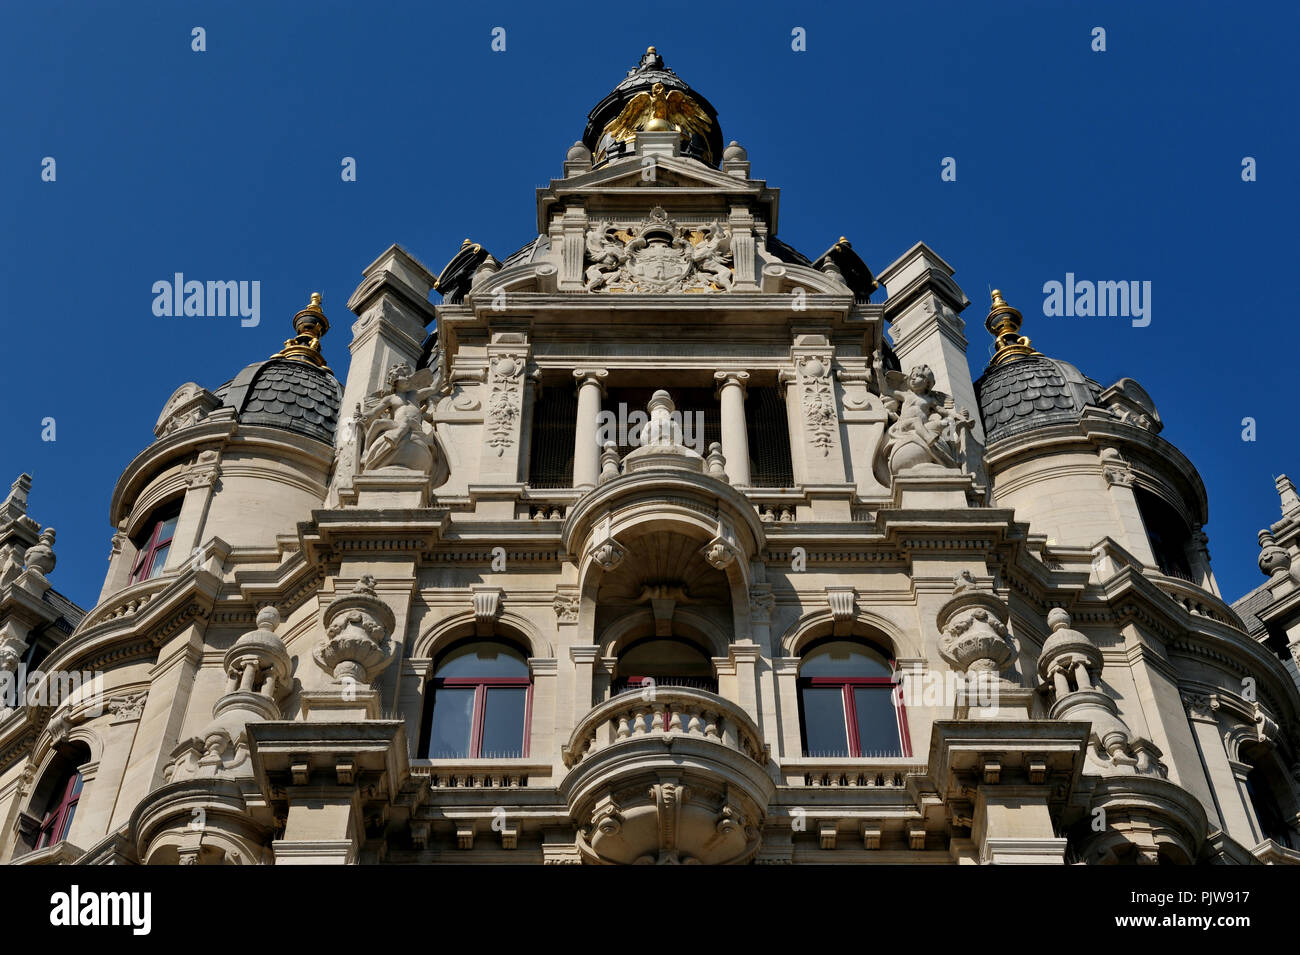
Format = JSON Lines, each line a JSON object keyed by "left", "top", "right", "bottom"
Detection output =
{"left": 714, "top": 370, "right": 751, "bottom": 485}
{"left": 572, "top": 369, "right": 608, "bottom": 489}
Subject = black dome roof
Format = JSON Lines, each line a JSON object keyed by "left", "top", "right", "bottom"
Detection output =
{"left": 582, "top": 46, "right": 723, "bottom": 168}
{"left": 214, "top": 357, "right": 342, "bottom": 445}
{"left": 974, "top": 354, "right": 1103, "bottom": 444}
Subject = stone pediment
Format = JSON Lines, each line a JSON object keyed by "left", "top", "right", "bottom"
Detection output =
{"left": 550, "top": 153, "right": 765, "bottom": 193}
{"left": 537, "top": 155, "right": 778, "bottom": 233}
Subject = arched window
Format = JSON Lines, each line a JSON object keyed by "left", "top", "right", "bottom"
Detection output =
{"left": 798, "top": 640, "right": 909, "bottom": 758}
{"left": 613, "top": 637, "right": 717, "bottom": 694}
{"left": 30, "top": 743, "right": 91, "bottom": 851}
{"left": 1240, "top": 744, "right": 1297, "bottom": 848}
{"left": 129, "top": 503, "right": 181, "bottom": 583}
{"left": 419, "top": 641, "right": 531, "bottom": 759}
{"left": 1134, "top": 488, "right": 1194, "bottom": 581}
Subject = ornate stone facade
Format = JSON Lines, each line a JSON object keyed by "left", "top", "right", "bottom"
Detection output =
{"left": 2, "top": 47, "right": 1298, "bottom": 867}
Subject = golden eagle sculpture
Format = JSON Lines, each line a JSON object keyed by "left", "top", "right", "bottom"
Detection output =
{"left": 601, "top": 81, "right": 714, "bottom": 164}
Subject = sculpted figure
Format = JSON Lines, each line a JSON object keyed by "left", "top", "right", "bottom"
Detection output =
{"left": 585, "top": 224, "right": 629, "bottom": 291}
{"left": 874, "top": 356, "right": 973, "bottom": 474}
{"left": 360, "top": 363, "right": 442, "bottom": 474}
{"left": 691, "top": 221, "right": 733, "bottom": 291}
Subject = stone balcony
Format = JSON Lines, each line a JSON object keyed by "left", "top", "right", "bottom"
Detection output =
{"left": 559, "top": 686, "right": 774, "bottom": 864}
{"left": 1147, "top": 572, "right": 1243, "bottom": 628}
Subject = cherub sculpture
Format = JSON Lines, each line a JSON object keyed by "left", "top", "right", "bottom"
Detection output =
{"left": 359, "top": 363, "right": 444, "bottom": 476}
{"left": 874, "top": 355, "right": 974, "bottom": 475}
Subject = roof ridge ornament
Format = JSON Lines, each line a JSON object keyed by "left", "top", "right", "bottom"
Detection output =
{"left": 984, "top": 288, "right": 1036, "bottom": 367}
{"left": 273, "top": 292, "right": 331, "bottom": 370}
{"left": 635, "top": 45, "right": 664, "bottom": 73}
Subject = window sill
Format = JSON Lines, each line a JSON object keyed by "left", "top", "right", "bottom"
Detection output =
{"left": 783, "top": 756, "right": 926, "bottom": 769}
{"left": 410, "top": 758, "right": 553, "bottom": 789}
{"left": 13, "top": 840, "right": 84, "bottom": 866}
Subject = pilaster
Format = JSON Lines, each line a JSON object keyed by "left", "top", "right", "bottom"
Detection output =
{"left": 478, "top": 334, "right": 531, "bottom": 484}
{"left": 879, "top": 242, "right": 983, "bottom": 443}
{"left": 339, "top": 244, "right": 438, "bottom": 455}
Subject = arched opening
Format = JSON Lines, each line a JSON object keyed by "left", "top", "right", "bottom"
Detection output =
{"left": 1133, "top": 488, "right": 1194, "bottom": 581}
{"left": 612, "top": 636, "right": 717, "bottom": 695}
{"left": 418, "top": 639, "right": 532, "bottom": 760}
{"left": 129, "top": 499, "right": 183, "bottom": 583}
{"left": 24, "top": 741, "right": 91, "bottom": 853}
{"left": 797, "top": 639, "right": 909, "bottom": 758}
{"left": 1240, "top": 742, "right": 1298, "bottom": 849}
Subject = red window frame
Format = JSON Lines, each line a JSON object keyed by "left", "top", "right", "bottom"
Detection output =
{"left": 129, "top": 511, "right": 178, "bottom": 583}
{"left": 798, "top": 674, "right": 911, "bottom": 758}
{"left": 427, "top": 676, "right": 532, "bottom": 759}
{"left": 35, "top": 770, "right": 83, "bottom": 849}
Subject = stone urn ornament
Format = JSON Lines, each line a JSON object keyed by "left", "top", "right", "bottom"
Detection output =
{"left": 313, "top": 576, "right": 397, "bottom": 685}
{"left": 935, "top": 572, "right": 1016, "bottom": 679}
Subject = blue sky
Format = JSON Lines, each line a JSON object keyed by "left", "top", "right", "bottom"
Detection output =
{"left": 1, "top": 0, "right": 1295, "bottom": 607}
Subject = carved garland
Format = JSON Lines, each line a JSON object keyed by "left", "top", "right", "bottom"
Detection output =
{"left": 487, "top": 354, "right": 524, "bottom": 457}
{"left": 797, "top": 355, "right": 837, "bottom": 455}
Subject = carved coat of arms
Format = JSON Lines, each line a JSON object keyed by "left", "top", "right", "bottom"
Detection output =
{"left": 585, "top": 207, "right": 732, "bottom": 293}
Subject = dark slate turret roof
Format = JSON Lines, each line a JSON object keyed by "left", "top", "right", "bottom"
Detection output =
{"left": 974, "top": 354, "right": 1103, "bottom": 443}
{"left": 214, "top": 358, "right": 342, "bottom": 444}
{"left": 765, "top": 236, "right": 812, "bottom": 266}
{"left": 582, "top": 47, "right": 723, "bottom": 168}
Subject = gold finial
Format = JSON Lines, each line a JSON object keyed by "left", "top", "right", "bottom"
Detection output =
{"left": 647, "top": 45, "right": 656, "bottom": 53}
{"left": 274, "top": 292, "right": 330, "bottom": 370}
{"left": 985, "top": 288, "right": 1035, "bottom": 366}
